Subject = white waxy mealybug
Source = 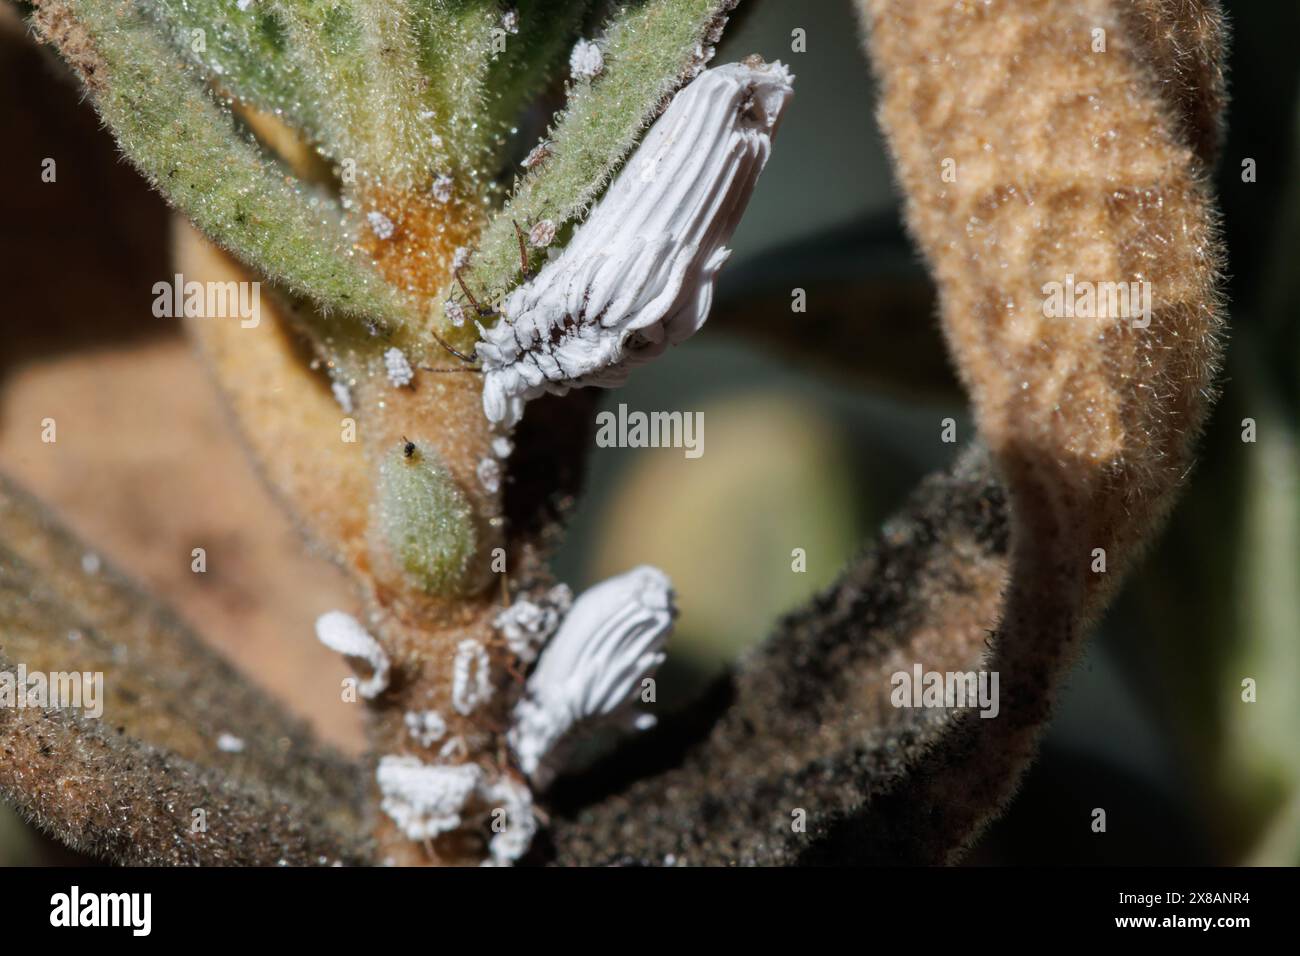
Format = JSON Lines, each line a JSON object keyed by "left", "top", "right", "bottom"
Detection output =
{"left": 508, "top": 566, "right": 675, "bottom": 788}
{"left": 444, "top": 299, "right": 467, "bottom": 328}
{"left": 376, "top": 756, "right": 538, "bottom": 864}
{"left": 482, "top": 775, "right": 536, "bottom": 866}
{"left": 384, "top": 347, "right": 414, "bottom": 387}
{"left": 476, "top": 60, "right": 794, "bottom": 427}
{"left": 494, "top": 583, "right": 573, "bottom": 664}
{"left": 432, "top": 174, "right": 453, "bottom": 204}
{"left": 569, "top": 38, "right": 604, "bottom": 80}
{"left": 452, "top": 638, "right": 493, "bottom": 715}
{"left": 366, "top": 210, "right": 395, "bottom": 240}
{"left": 377, "top": 756, "right": 482, "bottom": 841}
{"left": 528, "top": 219, "right": 557, "bottom": 248}
{"left": 315, "top": 610, "right": 390, "bottom": 699}
{"left": 476, "top": 456, "right": 501, "bottom": 494}
{"left": 404, "top": 710, "right": 448, "bottom": 748}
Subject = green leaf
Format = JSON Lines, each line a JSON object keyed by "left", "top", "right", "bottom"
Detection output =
{"left": 145, "top": 0, "right": 326, "bottom": 138}
{"left": 32, "top": 0, "right": 413, "bottom": 345}
{"left": 464, "top": 0, "right": 736, "bottom": 311}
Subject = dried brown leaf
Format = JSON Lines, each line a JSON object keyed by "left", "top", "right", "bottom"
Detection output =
{"left": 0, "top": 473, "right": 369, "bottom": 864}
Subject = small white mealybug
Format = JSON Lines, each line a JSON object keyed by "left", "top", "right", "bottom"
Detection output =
{"left": 528, "top": 219, "right": 557, "bottom": 248}
{"left": 569, "top": 38, "right": 604, "bottom": 80}
{"left": 508, "top": 566, "right": 675, "bottom": 787}
{"left": 444, "top": 299, "right": 467, "bottom": 328}
{"left": 366, "top": 210, "right": 395, "bottom": 240}
{"left": 483, "top": 775, "right": 537, "bottom": 866}
{"left": 452, "top": 638, "right": 493, "bottom": 715}
{"left": 376, "top": 756, "right": 483, "bottom": 841}
{"left": 476, "top": 456, "right": 502, "bottom": 494}
{"left": 315, "top": 610, "right": 390, "bottom": 699}
{"left": 432, "top": 174, "right": 454, "bottom": 204}
{"left": 404, "top": 710, "right": 448, "bottom": 748}
{"left": 493, "top": 583, "right": 573, "bottom": 664}
{"left": 384, "top": 347, "right": 414, "bottom": 387}
{"left": 476, "top": 60, "right": 794, "bottom": 427}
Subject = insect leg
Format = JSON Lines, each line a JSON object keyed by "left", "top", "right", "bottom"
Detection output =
{"left": 454, "top": 268, "right": 497, "bottom": 318}
{"left": 513, "top": 220, "right": 534, "bottom": 280}
{"left": 426, "top": 329, "right": 481, "bottom": 368}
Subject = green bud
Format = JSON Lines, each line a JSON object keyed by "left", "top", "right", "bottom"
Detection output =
{"left": 376, "top": 441, "right": 478, "bottom": 595}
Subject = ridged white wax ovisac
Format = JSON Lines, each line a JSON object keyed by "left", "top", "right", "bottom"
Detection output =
{"left": 477, "top": 59, "right": 795, "bottom": 426}
{"left": 508, "top": 565, "right": 676, "bottom": 788}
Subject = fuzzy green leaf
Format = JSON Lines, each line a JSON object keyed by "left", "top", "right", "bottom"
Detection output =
{"left": 144, "top": 0, "right": 326, "bottom": 138}
{"left": 463, "top": 0, "right": 737, "bottom": 310}
{"left": 32, "top": 0, "right": 413, "bottom": 344}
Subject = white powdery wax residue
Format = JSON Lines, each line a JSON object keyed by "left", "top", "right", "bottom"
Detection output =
{"left": 528, "top": 220, "right": 557, "bottom": 248}
{"left": 444, "top": 300, "right": 467, "bottom": 328}
{"left": 482, "top": 775, "right": 536, "bottom": 866}
{"left": 500, "top": 8, "right": 519, "bottom": 34}
{"left": 237, "top": 0, "right": 253, "bottom": 11}
{"left": 81, "top": 552, "right": 101, "bottom": 575}
{"left": 384, "top": 347, "right": 414, "bottom": 387}
{"left": 431, "top": 132, "right": 444, "bottom": 150}
{"left": 476, "top": 456, "right": 501, "bottom": 494}
{"left": 331, "top": 379, "right": 353, "bottom": 413}
{"left": 508, "top": 566, "right": 675, "bottom": 788}
{"left": 366, "top": 210, "right": 395, "bottom": 240}
{"left": 476, "top": 60, "right": 795, "bottom": 427}
{"left": 494, "top": 583, "right": 573, "bottom": 664}
{"left": 315, "top": 610, "right": 390, "bottom": 699}
{"left": 404, "top": 710, "right": 448, "bottom": 748}
{"left": 452, "top": 639, "right": 493, "bottom": 715}
{"left": 216, "top": 732, "right": 245, "bottom": 753}
{"left": 569, "top": 38, "right": 604, "bottom": 80}
{"left": 377, "top": 756, "right": 483, "bottom": 841}
{"left": 452, "top": 246, "right": 471, "bottom": 271}
{"left": 432, "top": 175, "right": 454, "bottom": 204}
